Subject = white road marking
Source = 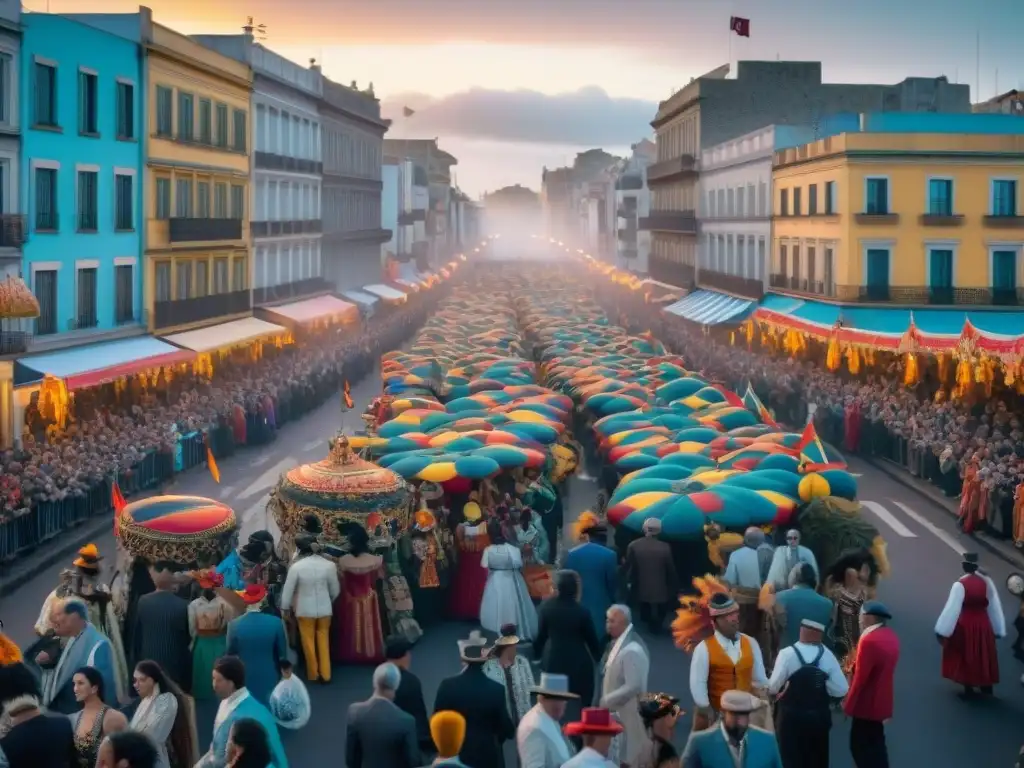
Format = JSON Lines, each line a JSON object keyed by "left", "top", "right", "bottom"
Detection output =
{"left": 851, "top": 473, "right": 863, "bottom": 477}
{"left": 302, "top": 438, "right": 325, "bottom": 452}
{"left": 251, "top": 455, "right": 271, "bottom": 467}
{"left": 217, "top": 485, "right": 236, "bottom": 499}
{"left": 234, "top": 457, "right": 293, "bottom": 501}
{"left": 891, "top": 500, "right": 967, "bottom": 556}
{"left": 861, "top": 500, "right": 917, "bottom": 538}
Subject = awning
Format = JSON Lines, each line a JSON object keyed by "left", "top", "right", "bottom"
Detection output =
{"left": 17, "top": 336, "right": 195, "bottom": 390}
{"left": 663, "top": 289, "right": 755, "bottom": 325}
{"left": 163, "top": 317, "right": 287, "bottom": 353}
{"left": 341, "top": 290, "right": 379, "bottom": 309}
{"left": 262, "top": 295, "right": 358, "bottom": 325}
{"left": 364, "top": 284, "right": 407, "bottom": 301}
{"left": 754, "top": 293, "right": 1024, "bottom": 356}
{"left": 395, "top": 279, "right": 421, "bottom": 291}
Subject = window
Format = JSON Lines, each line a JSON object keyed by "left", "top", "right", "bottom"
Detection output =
{"left": 808, "top": 184, "right": 818, "bottom": 215}
{"left": 214, "top": 183, "right": 227, "bottom": 218}
{"left": 928, "top": 179, "right": 953, "bottom": 216}
{"left": 779, "top": 189, "right": 789, "bottom": 217}
{"left": 757, "top": 238, "right": 765, "bottom": 280}
{"left": 807, "top": 246, "right": 816, "bottom": 285}
{"left": 199, "top": 99, "right": 212, "bottom": 144}
{"left": 792, "top": 246, "right": 801, "bottom": 280}
{"left": 78, "top": 71, "right": 98, "bottom": 134}
{"left": 155, "top": 178, "right": 171, "bottom": 220}
{"left": 992, "top": 179, "right": 1017, "bottom": 217}
{"left": 757, "top": 182, "right": 767, "bottom": 216}
{"left": 175, "top": 179, "right": 193, "bottom": 217}
{"left": 746, "top": 185, "right": 755, "bottom": 218}
{"left": 736, "top": 188, "right": 744, "bottom": 217}
{"left": 865, "top": 178, "right": 889, "bottom": 214}
{"left": 232, "top": 109, "right": 247, "bottom": 152}
{"left": 177, "top": 92, "right": 194, "bottom": 141}
{"left": 793, "top": 187, "right": 802, "bottom": 216}
{"left": 76, "top": 267, "right": 97, "bottom": 328}
{"left": 213, "top": 257, "right": 229, "bottom": 293}
{"left": 707, "top": 191, "right": 715, "bottom": 217}
{"left": 33, "top": 269, "right": 57, "bottom": 336}
{"left": 824, "top": 181, "right": 835, "bottom": 214}
{"left": 115, "top": 173, "right": 133, "bottom": 230}
{"left": 232, "top": 258, "right": 247, "bottom": 290}
{"left": 115, "top": 264, "right": 133, "bottom": 324}
{"left": 34, "top": 62, "right": 58, "bottom": 127}
{"left": 866, "top": 249, "right": 890, "bottom": 299}
{"left": 154, "top": 262, "right": 171, "bottom": 302}
{"left": 726, "top": 189, "right": 734, "bottom": 217}
{"left": 34, "top": 167, "right": 58, "bottom": 230}
{"left": 779, "top": 244, "right": 788, "bottom": 275}
{"left": 76, "top": 171, "right": 98, "bottom": 231}
{"left": 230, "top": 184, "right": 244, "bottom": 219}
{"left": 824, "top": 248, "right": 835, "bottom": 294}
{"left": 155, "top": 86, "right": 173, "bottom": 136}
{"left": 197, "top": 182, "right": 210, "bottom": 218}
{"left": 196, "top": 261, "right": 209, "bottom": 296}
{"left": 215, "top": 103, "right": 228, "bottom": 147}
{"left": 0, "top": 53, "right": 11, "bottom": 123}
{"left": 175, "top": 262, "right": 192, "bottom": 300}
{"left": 929, "top": 249, "right": 954, "bottom": 301}
{"left": 116, "top": 82, "right": 134, "bottom": 140}
{"left": 993, "top": 250, "right": 1018, "bottom": 301}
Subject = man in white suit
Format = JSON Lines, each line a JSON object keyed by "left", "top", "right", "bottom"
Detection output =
{"left": 598, "top": 605, "right": 650, "bottom": 767}
{"left": 280, "top": 534, "right": 340, "bottom": 684}
{"left": 516, "top": 673, "right": 578, "bottom": 768}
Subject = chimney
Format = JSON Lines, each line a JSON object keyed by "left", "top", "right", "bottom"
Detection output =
{"left": 309, "top": 58, "right": 321, "bottom": 74}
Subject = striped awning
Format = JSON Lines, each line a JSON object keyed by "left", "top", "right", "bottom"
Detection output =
{"left": 663, "top": 289, "right": 754, "bottom": 325}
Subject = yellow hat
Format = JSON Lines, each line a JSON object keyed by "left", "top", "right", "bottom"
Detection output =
{"left": 430, "top": 710, "right": 466, "bottom": 759}
{"left": 571, "top": 511, "right": 602, "bottom": 542}
{"left": 414, "top": 507, "right": 436, "bottom": 532}
{"left": 463, "top": 501, "right": 482, "bottom": 523}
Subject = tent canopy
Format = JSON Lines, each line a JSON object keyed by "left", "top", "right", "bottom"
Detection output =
{"left": 663, "top": 289, "right": 755, "bottom": 326}
{"left": 262, "top": 295, "right": 358, "bottom": 325}
{"left": 364, "top": 284, "right": 407, "bottom": 301}
{"left": 17, "top": 336, "right": 195, "bottom": 390}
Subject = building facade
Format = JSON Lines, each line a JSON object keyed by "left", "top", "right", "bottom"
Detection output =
{"left": 192, "top": 35, "right": 325, "bottom": 306}
{"left": 647, "top": 61, "right": 972, "bottom": 288}
{"left": 383, "top": 140, "right": 456, "bottom": 266}
{"left": 0, "top": 1, "right": 21, "bottom": 288}
{"left": 320, "top": 79, "right": 389, "bottom": 289}
{"left": 21, "top": 14, "right": 143, "bottom": 348}
{"left": 616, "top": 140, "right": 655, "bottom": 273}
{"left": 772, "top": 113, "right": 1024, "bottom": 306}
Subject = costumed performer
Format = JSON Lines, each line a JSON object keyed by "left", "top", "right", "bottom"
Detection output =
{"left": 480, "top": 521, "right": 538, "bottom": 641}
{"left": 188, "top": 570, "right": 233, "bottom": 701}
{"left": 226, "top": 584, "right": 287, "bottom": 707}
{"left": 673, "top": 581, "right": 768, "bottom": 733}
{"left": 843, "top": 601, "right": 899, "bottom": 768}
{"left": 334, "top": 525, "right": 386, "bottom": 665}
{"left": 281, "top": 533, "right": 340, "bottom": 681}
{"left": 824, "top": 549, "right": 875, "bottom": 671}
{"left": 562, "top": 512, "right": 617, "bottom": 644}
{"left": 447, "top": 494, "right": 490, "bottom": 621}
{"left": 934, "top": 552, "right": 1006, "bottom": 697}
{"left": 484, "top": 623, "right": 535, "bottom": 724}
{"left": 633, "top": 693, "right": 683, "bottom": 768}
{"left": 680, "top": 690, "right": 783, "bottom": 768}
{"left": 401, "top": 507, "right": 448, "bottom": 628}
{"left": 370, "top": 518, "right": 422, "bottom": 644}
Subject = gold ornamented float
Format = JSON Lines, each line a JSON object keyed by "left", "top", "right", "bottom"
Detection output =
{"left": 116, "top": 495, "right": 238, "bottom": 566}
{"left": 270, "top": 435, "right": 412, "bottom": 558}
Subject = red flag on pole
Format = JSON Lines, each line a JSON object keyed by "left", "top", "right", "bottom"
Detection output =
{"left": 112, "top": 481, "right": 127, "bottom": 536}
{"left": 730, "top": 16, "right": 751, "bottom": 37}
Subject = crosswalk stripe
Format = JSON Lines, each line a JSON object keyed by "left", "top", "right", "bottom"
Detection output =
{"left": 861, "top": 500, "right": 917, "bottom": 538}
{"left": 891, "top": 500, "right": 966, "bottom": 556}
{"left": 251, "top": 455, "right": 271, "bottom": 467}
{"left": 302, "top": 439, "right": 324, "bottom": 452}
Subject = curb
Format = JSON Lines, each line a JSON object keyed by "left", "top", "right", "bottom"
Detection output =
{"left": 0, "top": 516, "right": 113, "bottom": 598}
{"left": 863, "top": 456, "right": 1023, "bottom": 569}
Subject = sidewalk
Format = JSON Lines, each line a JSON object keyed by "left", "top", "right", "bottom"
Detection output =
{"left": 864, "top": 455, "right": 1024, "bottom": 569}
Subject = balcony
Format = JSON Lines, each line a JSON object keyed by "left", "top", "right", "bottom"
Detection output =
{"left": 254, "top": 151, "right": 323, "bottom": 176}
{"left": 154, "top": 289, "right": 251, "bottom": 329}
{"left": 854, "top": 213, "right": 899, "bottom": 225}
{"left": 0, "top": 214, "right": 26, "bottom": 249}
{"left": 325, "top": 227, "right": 392, "bottom": 243}
{"left": 992, "top": 287, "right": 1024, "bottom": 306}
{"left": 617, "top": 228, "right": 638, "bottom": 242}
{"left": 919, "top": 214, "right": 964, "bottom": 227}
{"left": 649, "top": 257, "right": 694, "bottom": 288}
{"left": 250, "top": 220, "right": 322, "bottom": 238}
{"left": 832, "top": 285, "right": 996, "bottom": 305}
{"left": 698, "top": 270, "right": 764, "bottom": 300}
{"left": 639, "top": 210, "right": 697, "bottom": 234}
{"left": 398, "top": 210, "right": 426, "bottom": 225}
{"left": 983, "top": 214, "right": 1024, "bottom": 228}
{"left": 253, "top": 277, "right": 334, "bottom": 305}
{"left": 769, "top": 274, "right": 834, "bottom": 298}
{"left": 0, "top": 327, "right": 30, "bottom": 355}
{"left": 646, "top": 155, "right": 698, "bottom": 186}
{"left": 616, "top": 174, "right": 644, "bottom": 191}
{"left": 169, "top": 218, "right": 243, "bottom": 243}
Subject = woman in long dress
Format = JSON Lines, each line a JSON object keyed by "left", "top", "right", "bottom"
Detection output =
{"left": 130, "top": 659, "right": 199, "bottom": 768}
{"left": 480, "top": 522, "right": 538, "bottom": 641}
{"left": 70, "top": 667, "right": 128, "bottom": 768}
{"left": 187, "top": 572, "right": 232, "bottom": 701}
{"left": 335, "top": 526, "right": 386, "bottom": 664}
{"left": 447, "top": 500, "right": 490, "bottom": 620}
{"left": 825, "top": 549, "right": 874, "bottom": 672}
{"left": 371, "top": 520, "right": 422, "bottom": 644}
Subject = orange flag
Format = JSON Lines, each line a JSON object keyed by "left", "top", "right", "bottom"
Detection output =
{"left": 112, "top": 481, "right": 127, "bottom": 536}
{"left": 206, "top": 440, "right": 221, "bottom": 484}
{"left": 343, "top": 380, "right": 354, "bottom": 410}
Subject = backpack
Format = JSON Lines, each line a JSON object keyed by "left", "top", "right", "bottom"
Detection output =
{"left": 778, "top": 644, "right": 831, "bottom": 716}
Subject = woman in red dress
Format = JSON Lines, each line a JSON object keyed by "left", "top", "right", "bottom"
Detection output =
{"left": 334, "top": 525, "right": 386, "bottom": 664}
{"left": 934, "top": 552, "right": 1006, "bottom": 695}
{"left": 447, "top": 496, "right": 490, "bottom": 620}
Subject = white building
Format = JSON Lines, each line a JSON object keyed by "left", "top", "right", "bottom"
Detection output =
{"left": 696, "top": 126, "right": 773, "bottom": 300}
{"left": 615, "top": 140, "right": 656, "bottom": 273}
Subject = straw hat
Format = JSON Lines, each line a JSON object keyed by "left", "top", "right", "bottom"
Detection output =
{"left": 493, "top": 623, "right": 520, "bottom": 648}
{"left": 530, "top": 673, "right": 579, "bottom": 700}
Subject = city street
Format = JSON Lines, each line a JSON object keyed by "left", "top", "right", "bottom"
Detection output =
{"left": 1, "top": 369, "right": 1022, "bottom": 766}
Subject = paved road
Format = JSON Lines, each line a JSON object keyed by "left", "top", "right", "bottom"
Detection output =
{"left": 2, "top": 371, "right": 1022, "bottom": 765}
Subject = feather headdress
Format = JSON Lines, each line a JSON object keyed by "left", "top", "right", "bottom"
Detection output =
{"left": 0, "top": 622, "right": 21, "bottom": 667}
{"left": 671, "top": 575, "right": 732, "bottom": 653}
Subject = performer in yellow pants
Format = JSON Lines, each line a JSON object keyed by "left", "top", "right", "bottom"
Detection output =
{"left": 281, "top": 535, "right": 340, "bottom": 683}
{"left": 296, "top": 616, "right": 332, "bottom": 682}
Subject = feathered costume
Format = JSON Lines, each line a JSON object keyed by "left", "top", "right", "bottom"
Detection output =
{"left": 0, "top": 624, "right": 23, "bottom": 739}
{"left": 798, "top": 497, "right": 890, "bottom": 581}
{"left": 672, "top": 575, "right": 732, "bottom": 653}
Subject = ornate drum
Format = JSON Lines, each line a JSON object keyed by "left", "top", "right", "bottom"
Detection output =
{"left": 272, "top": 435, "right": 411, "bottom": 553}
{"left": 117, "top": 495, "right": 237, "bottom": 565}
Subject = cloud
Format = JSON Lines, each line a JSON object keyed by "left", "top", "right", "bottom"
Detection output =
{"left": 381, "top": 86, "right": 656, "bottom": 146}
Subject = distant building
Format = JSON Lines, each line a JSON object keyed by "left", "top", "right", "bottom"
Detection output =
{"left": 615, "top": 139, "right": 655, "bottom": 273}
{"left": 541, "top": 149, "right": 621, "bottom": 252}
{"left": 383, "top": 139, "right": 457, "bottom": 266}
{"left": 482, "top": 184, "right": 540, "bottom": 236}
{"left": 973, "top": 90, "right": 1024, "bottom": 115}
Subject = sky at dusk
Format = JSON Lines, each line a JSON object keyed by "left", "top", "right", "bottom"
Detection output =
{"left": 33, "top": 0, "right": 1024, "bottom": 196}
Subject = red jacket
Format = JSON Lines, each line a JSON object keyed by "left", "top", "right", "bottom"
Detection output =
{"left": 843, "top": 625, "right": 900, "bottom": 721}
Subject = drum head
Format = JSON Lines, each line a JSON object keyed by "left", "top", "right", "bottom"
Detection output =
{"left": 1006, "top": 573, "right": 1024, "bottom": 597}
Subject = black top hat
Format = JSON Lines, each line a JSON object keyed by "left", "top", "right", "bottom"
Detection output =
{"left": 963, "top": 552, "right": 980, "bottom": 566}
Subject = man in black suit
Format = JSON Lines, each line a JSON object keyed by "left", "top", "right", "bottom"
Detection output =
{"left": 131, "top": 562, "right": 191, "bottom": 692}
{"left": 433, "top": 631, "right": 515, "bottom": 768}
{"left": 346, "top": 662, "right": 420, "bottom": 768}
{"left": 386, "top": 637, "right": 433, "bottom": 760}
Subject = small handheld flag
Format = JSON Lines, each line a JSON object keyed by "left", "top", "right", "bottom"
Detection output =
{"left": 730, "top": 16, "right": 751, "bottom": 37}
{"left": 205, "top": 438, "right": 221, "bottom": 484}
{"left": 112, "top": 481, "right": 127, "bottom": 536}
{"left": 343, "top": 380, "right": 354, "bottom": 410}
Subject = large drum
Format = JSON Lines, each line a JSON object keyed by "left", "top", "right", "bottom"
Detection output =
{"left": 117, "top": 495, "right": 238, "bottom": 566}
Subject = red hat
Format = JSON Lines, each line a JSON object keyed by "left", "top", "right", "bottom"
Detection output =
{"left": 563, "top": 708, "right": 624, "bottom": 737}
{"left": 197, "top": 571, "right": 224, "bottom": 590}
{"left": 237, "top": 584, "right": 267, "bottom": 605}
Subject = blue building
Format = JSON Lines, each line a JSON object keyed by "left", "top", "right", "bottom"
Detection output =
{"left": 20, "top": 13, "right": 143, "bottom": 347}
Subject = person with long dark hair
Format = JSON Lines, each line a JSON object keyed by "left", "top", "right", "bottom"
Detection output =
{"left": 0, "top": 661, "right": 77, "bottom": 768}
{"left": 226, "top": 718, "right": 273, "bottom": 768}
{"left": 70, "top": 666, "right": 128, "bottom": 768}
{"left": 130, "top": 660, "right": 199, "bottom": 768}
{"left": 335, "top": 525, "right": 386, "bottom": 664}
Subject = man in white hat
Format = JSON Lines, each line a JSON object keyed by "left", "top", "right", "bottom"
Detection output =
{"left": 768, "top": 618, "right": 848, "bottom": 768}
{"left": 516, "top": 673, "right": 579, "bottom": 768}
{"left": 681, "top": 690, "right": 782, "bottom": 768}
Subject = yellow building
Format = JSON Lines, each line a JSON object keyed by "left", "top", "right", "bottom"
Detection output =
{"left": 143, "top": 23, "right": 253, "bottom": 333}
{"left": 772, "top": 123, "right": 1024, "bottom": 306}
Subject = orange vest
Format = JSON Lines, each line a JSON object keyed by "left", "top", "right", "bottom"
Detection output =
{"left": 706, "top": 634, "right": 754, "bottom": 711}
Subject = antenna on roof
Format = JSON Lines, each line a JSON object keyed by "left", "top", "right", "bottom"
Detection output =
{"left": 243, "top": 16, "right": 268, "bottom": 42}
